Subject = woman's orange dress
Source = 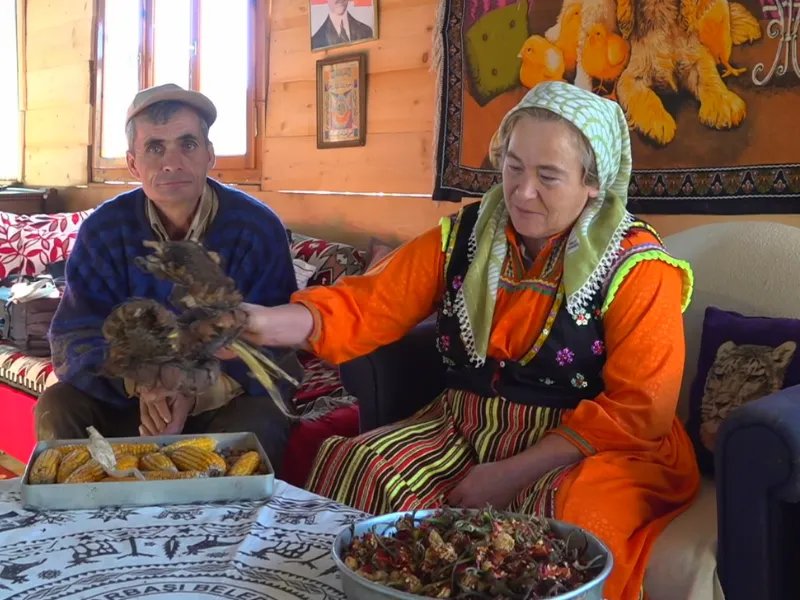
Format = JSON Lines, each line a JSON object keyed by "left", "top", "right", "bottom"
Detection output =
{"left": 292, "top": 221, "right": 700, "bottom": 600}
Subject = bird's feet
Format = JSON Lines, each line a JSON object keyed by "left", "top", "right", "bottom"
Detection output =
{"left": 721, "top": 62, "right": 746, "bottom": 78}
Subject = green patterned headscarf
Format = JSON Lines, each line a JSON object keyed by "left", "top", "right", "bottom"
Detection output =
{"left": 459, "top": 81, "right": 635, "bottom": 365}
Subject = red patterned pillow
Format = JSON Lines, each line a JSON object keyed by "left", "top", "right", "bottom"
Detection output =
{"left": 296, "top": 354, "right": 343, "bottom": 404}
{"left": 290, "top": 235, "right": 366, "bottom": 287}
{"left": 0, "top": 211, "right": 93, "bottom": 279}
{"left": 0, "top": 343, "right": 57, "bottom": 395}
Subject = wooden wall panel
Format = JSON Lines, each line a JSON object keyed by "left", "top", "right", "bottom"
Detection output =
{"left": 271, "top": 0, "right": 434, "bottom": 31}
{"left": 24, "top": 0, "right": 94, "bottom": 186}
{"left": 263, "top": 0, "right": 438, "bottom": 195}
{"left": 26, "top": 106, "right": 92, "bottom": 147}
{"left": 25, "top": 146, "right": 89, "bottom": 187}
{"left": 269, "top": 5, "right": 436, "bottom": 84}
{"left": 263, "top": 132, "right": 434, "bottom": 193}
{"left": 26, "top": 63, "right": 92, "bottom": 111}
{"left": 26, "top": 0, "right": 92, "bottom": 34}
{"left": 25, "top": 18, "right": 93, "bottom": 71}
{"left": 267, "top": 69, "right": 434, "bottom": 137}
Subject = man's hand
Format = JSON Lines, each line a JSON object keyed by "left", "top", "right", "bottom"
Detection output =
{"left": 138, "top": 388, "right": 193, "bottom": 436}
{"left": 138, "top": 387, "right": 171, "bottom": 435}
{"left": 446, "top": 462, "right": 521, "bottom": 509}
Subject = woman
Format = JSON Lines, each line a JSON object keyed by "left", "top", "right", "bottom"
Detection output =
{"left": 242, "top": 82, "right": 699, "bottom": 600}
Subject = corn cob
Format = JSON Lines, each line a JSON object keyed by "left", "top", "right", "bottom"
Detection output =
{"left": 140, "top": 452, "right": 177, "bottom": 472}
{"left": 56, "top": 447, "right": 91, "bottom": 483}
{"left": 64, "top": 458, "right": 106, "bottom": 484}
{"left": 29, "top": 448, "right": 61, "bottom": 484}
{"left": 102, "top": 470, "right": 208, "bottom": 481}
{"left": 143, "top": 469, "right": 208, "bottom": 480}
{"left": 227, "top": 451, "right": 261, "bottom": 476}
{"left": 161, "top": 437, "right": 217, "bottom": 455}
{"left": 56, "top": 444, "right": 86, "bottom": 456}
{"left": 111, "top": 442, "right": 159, "bottom": 457}
{"left": 170, "top": 446, "right": 227, "bottom": 475}
{"left": 115, "top": 454, "right": 139, "bottom": 472}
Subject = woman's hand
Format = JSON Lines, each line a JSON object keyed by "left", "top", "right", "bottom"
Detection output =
{"left": 239, "top": 302, "right": 271, "bottom": 346}
{"left": 447, "top": 436, "right": 585, "bottom": 509}
{"left": 231, "top": 302, "right": 315, "bottom": 349}
{"left": 446, "top": 462, "right": 521, "bottom": 509}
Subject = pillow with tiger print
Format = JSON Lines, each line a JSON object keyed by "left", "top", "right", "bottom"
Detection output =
{"left": 687, "top": 307, "right": 800, "bottom": 476}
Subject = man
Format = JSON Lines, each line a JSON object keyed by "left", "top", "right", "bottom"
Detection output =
{"left": 35, "top": 84, "right": 302, "bottom": 476}
{"left": 311, "top": 0, "right": 374, "bottom": 50}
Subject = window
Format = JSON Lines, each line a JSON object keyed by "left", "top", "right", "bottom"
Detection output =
{"left": 93, "top": 0, "right": 265, "bottom": 184}
{"left": 0, "top": 0, "right": 22, "bottom": 183}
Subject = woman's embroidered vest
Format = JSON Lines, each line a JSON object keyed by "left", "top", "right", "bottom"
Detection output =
{"left": 435, "top": 202, "right": 668, "bottom": 410}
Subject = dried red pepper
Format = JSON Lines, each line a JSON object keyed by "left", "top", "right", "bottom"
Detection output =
{"left": 342, "top": 507, "right": 605, "bottom": 599}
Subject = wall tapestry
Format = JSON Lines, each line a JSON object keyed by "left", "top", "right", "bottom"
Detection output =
{"left": 432, "top": 0, "right": 800, "bottom": 214}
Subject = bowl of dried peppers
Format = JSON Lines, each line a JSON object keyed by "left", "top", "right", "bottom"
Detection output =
{"left": 333, "top": 507, "right": 612, "bottom": 600}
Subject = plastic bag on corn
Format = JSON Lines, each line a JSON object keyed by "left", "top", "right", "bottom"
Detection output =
{"left": 86, "top": 426, "right": 145, "bottom": 480}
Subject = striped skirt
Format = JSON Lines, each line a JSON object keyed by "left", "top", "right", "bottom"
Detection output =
{"left": 305, "top": 389, "right": 575, "bottom": 516}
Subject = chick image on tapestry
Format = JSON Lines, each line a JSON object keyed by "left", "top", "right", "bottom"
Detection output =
{"left": 434, "top": 0, "right": 800, "bottom": 207}
{"left": 316, "top": 54, "right": 367, "bottom": 149}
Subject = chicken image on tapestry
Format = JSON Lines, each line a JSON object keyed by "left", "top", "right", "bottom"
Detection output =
{"left": 433, "top": 0, "right": 800, "bottom": 214}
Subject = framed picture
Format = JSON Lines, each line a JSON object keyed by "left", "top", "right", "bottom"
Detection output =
{"left": 316, "top": 53, "right": 367, "bottom": 149}
{"left": 309, "top": 0, "right": 378, "bottom": 52}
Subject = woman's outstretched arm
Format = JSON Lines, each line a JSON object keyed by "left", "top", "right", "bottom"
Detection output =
{"left": 240, "top": 225, "right": 447, "bottom": 364}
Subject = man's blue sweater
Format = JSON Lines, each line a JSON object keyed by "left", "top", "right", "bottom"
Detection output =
{"left": 49, "top": 179, "right": 297, "bottom": 406}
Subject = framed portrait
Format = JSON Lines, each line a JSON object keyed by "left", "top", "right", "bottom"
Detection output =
{"left": 316, "top": 53, "right": 367, "bottom": 149}
{"left": 309, "top": 0, "right": 378, "bottom": 52}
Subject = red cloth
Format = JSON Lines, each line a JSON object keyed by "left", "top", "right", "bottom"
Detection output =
{"left": 0, "top": 385, "right": 37, "bottom": 463}
{"left": 282, "top": 405, "right": 361, "bottom": 488}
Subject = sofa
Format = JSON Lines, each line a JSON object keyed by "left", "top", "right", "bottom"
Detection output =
{"left": 341, "top": 221, "right": 800, "bottom": 600}
{"left": 0, "top": 210, "right": 370, "bottom": 487}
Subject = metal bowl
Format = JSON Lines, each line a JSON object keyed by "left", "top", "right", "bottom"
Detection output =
{"left": 332, "top": 509, "right": 613, "bottom": 600}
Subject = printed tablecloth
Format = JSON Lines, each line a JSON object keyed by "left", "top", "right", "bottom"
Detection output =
{"left": 0, "top": 479, "right": 365, "bottom": 600}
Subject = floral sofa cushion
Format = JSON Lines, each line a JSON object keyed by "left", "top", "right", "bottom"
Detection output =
{"left": 0, "top": 211, "right": 93, "bottom": 278}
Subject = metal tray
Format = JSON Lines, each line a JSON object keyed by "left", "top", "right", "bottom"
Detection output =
{"left": 332, "top": 510, "right": 613, "bottom": 600}
{"left": 20, "top": 432, "right": 274, "bottom": 511}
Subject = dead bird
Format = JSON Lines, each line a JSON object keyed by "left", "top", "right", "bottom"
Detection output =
{"left": 135, "top": 240, "right": 242, "bottom": 312}
{"left": 102, "top": 240, "right": 299, "bottom": 415}
{"left": 101, "top": 298, "right": 221, "bottom": 395}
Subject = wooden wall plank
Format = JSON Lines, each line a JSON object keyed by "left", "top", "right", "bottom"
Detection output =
{"left": 270, "top": 4, "right": 436, "bottom": 83}
{"left": 26, "top": 0, "right": 93, "bottom": 34}
{"left": 26, "top": 18, "right": 93, "bottom": 71}
{"left": 271, "top": 0, "right": 435, "bottom": 32}
{"left": 262, "top": 132, "right": 433, "bottom": 194}
{"left": 25, "top": 146, "right": 89, "bottom": 186}
{"left": 266, "top": 68, "right": 434, "bottom": 137}
{"left": 26, "top": 106, "right": 93, "bottom": 147}
{"left": 26, "top": 63, "right": 92, "bottom": 110}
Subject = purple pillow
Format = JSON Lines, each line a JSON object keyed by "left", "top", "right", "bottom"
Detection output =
{"left": 687, "top": 306, "right": 800, "bottom": 476}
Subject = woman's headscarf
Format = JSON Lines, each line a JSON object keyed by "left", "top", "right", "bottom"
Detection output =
{"left": 457, "top": 81, "right": 636, "bottom": 366}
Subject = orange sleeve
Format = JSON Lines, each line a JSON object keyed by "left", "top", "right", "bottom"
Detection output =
{"left": 551, "top": 259, "right": 686, "bottom": 455}
{"left": 291, "top": 225, "right": 446, "bottom": 365}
